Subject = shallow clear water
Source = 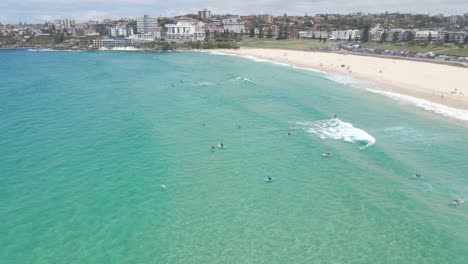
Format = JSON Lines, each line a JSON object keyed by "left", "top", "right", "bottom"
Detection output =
{"left": 1, "top": 49, "right": 467, "bottom": 263}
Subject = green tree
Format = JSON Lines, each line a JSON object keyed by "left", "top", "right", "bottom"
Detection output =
{"left": 303, "top": 21, "right": 313, "bottom": 27}
{"left": 406, "top": 31, "right": 415, "bottom": 42}
{"left": 362, "top": 24, "right": 370, "bottom": 42}
{"left": 444, "top": 33, "right": 450, "bottom": 43}
{"left": 392, "top": 31, "right": 400, "bottom": 43}
{"left": 283, "top": 25, "right": 289, "bottom": 39}
{"left": 277, "top": 26, "right": 283, "bottom": 40}
{"left": 267, "top": 27, "right": 273, "bottom": 38}
{"left": 53, "top": 32, "right": 64, "bottom": 44}
{"left": 258, "top": 26, "right": 264, "bottom": 38}
{"left": 158, "top": 18, "right": 176, "bottom": 31}
{"left": 380, "top": 32, "right": 388, "bottom": 42}
{"left": 127, "top": 20, "right": 137, "bottom": 33}
{"left": 249, "top": 27, "right": 255, "bottom": 37}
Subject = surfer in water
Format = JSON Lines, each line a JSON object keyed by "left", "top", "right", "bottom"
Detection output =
{"left": 322, "top": 152, "right": 332, "bottom": 157}
{"left": 161, "top": 184, "right": 167, "bottom": 190}
{"left": 413, "top": 173, "right": 422, "bottom": 178}
{"left": 265, "top": 177, "right": 273, "bottom": 182}
{"left": 211, "top": 145, "right": 215, "bottom": 152}
{"left": 287, "top": 132, "right": 293, "bottom": 136}
{"left": 453, "top": 199, "right": 464, "bottom": 205}
{"left": 219, "top": 143, "right": 224, "bottom": 149}
{"left": 333, "top": 115, "right": 337, "bottom": 119}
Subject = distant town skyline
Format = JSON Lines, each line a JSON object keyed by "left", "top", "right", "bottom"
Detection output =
{"left": 1, "top": 0, "right": 467, "bottom": 24}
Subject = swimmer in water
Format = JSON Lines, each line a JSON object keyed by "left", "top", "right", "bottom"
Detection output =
{"left": 323, "top": 152, "right": 332, "bottom": 156}
{"left": 211, "top": 145, "right": 215, "bottom": 152}
{"left": 287, "top": 132, "right": 292, "bottom": 136}
{"left": 414, "top": 173, "right": 422, "bottom": 178}
{"left": 202, "top": 123, "right": 206, "bottom": 126}
{"left": 161, "top": 184, "right": 167, "bottom": 190}
{"left": 219, "top": 143, "right": 224, "bottom": 148}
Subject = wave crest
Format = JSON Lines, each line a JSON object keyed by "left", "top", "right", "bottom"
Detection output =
{"left": 295, "top": 118, "right": 376, "bottom": 149}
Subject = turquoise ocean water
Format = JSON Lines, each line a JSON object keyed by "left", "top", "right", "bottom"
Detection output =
{"left": 1, "top": 49, "right": 467, "bottom": 263}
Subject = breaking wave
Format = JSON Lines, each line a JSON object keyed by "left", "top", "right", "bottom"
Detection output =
{"left": 234, "top": 76, "right": 255, "bottom": 83}
{"left": 366, "top": 89, "right": 468, "bottom": 122}
{"left": 27, "top": 48, "right": 82, "bottom": 52}
{"left": 195, "top": 81, "right": 216, "bottom": 86}
{"left": 207, "top": 51, "right": 325, "bottom": 73}
{"left": 295, "top": 118, "right": 376, "bottom": 149}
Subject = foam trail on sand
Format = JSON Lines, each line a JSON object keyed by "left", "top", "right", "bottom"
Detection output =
{"left": 207, "top": 51, "right": 326, "bottom": 73}
{"left": 325, "top": 73, "right": 468, "bottom": 123}
{"left": 295, "top": 118, "right": 376, "bottom": 149}
{"left": 367, "top": 89, "right": 468, "bottom": 122}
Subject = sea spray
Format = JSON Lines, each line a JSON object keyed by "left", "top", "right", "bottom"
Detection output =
{"left": 294, "top": 118, "right": 376, "bottom": 149}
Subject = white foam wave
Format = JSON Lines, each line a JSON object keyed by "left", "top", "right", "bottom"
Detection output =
{"left": 27, "top": 48, "right": 82, "bottom": 52}
{"left": 196, "top": 81, "right": 216, "bottom": 86}
{"left": 98, "top": 47, "right": 140, "bottom": 51}
{"left": 235, "top": 76, "right": 254, "bottom": 83}
{"left": 325, "top": 74, "right": 371, "bottom": 87}
{"left": 207, "top": 51, "right": 325, "bottom": 73}
{"left": 292, "top": 65, "right": 327, "bottom": 74}
{"left": 295, "top": 118, "right": 376, "bottom": 149}
{"left": 367, "top": 89, "right": 468, "bottom": 122}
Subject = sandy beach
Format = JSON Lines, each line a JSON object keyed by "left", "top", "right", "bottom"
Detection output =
{"left": 206, "top": 48, "right": 468, "bottom": 111}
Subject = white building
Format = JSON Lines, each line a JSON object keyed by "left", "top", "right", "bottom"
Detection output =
{"left": 110, "top": 25, "right": 134, "bottom": 37}
{"left": 128, "top": 32, "right": 161, "bottom": 41}
{"left": 386, "top": 29, "right": 404, "bottom": 42}
{"left": 137, "top": 15, "right": 158, "bottom": 34}
{"left": 330, "top": 30, "right": 360, "bottom": 40}
{"left": 415, "top": 30, "right": 444, "bottom": 41}
{"left": 198, "top": 9, "right": 211, "bottom": 20}
{"left": 223, "top": 22, "right": 245, "bottom": 34}
{"left": 298, "top": 30, "right": 328, "bottom": 39}
{"left": 369, "top": 24, "right": 385, "bottom": 41}
{"left": 165, "top": 22, "right": 205, "bottom": 41}
{"left": 258, "top": 14, "right": 273, "bottom": 23}
{"left": 92, "top": 38, "right": 134, "bottom": 49}
{"left": 54, "top": 19, "right": 76, "bottom": 30}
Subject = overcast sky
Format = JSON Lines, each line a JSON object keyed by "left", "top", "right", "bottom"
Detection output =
{"left": 1, "top": 0, "right": 467, "bottom": 24}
